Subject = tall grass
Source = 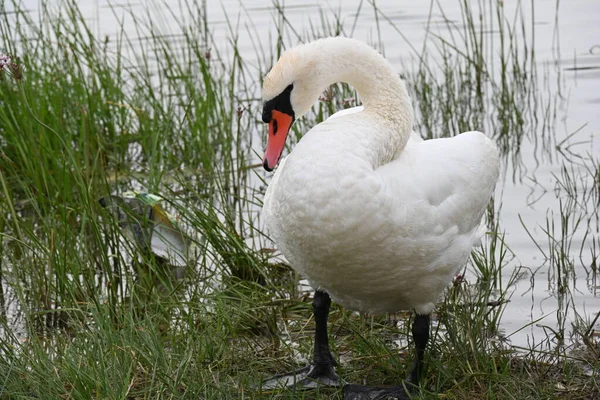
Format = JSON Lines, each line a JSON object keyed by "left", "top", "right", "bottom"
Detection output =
{"left": 0, "top": 2, "right": 275, "bottom": 396}
{"left": 0, "top": 0, "right": 599, "bottom": 399}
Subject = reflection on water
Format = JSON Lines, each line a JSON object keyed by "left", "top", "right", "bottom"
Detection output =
{"left": 2, "top": 0, "right": 599, "bottom": 351}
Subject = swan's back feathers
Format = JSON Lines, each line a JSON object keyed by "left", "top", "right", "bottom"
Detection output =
{"left": 380, "top": 131, "right": 499, "bottom": 240}
{"left": 326, "top": 105, "right": 364, "bottom": 120}
{"left": 328, "top": 105, "right": 424, "bottom": 144}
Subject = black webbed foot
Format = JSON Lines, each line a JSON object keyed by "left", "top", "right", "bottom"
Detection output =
{"left": 261, "top": 362, "right": 341, "bottom": 390}
{"left": 343, "top": 383, "right": 412, "bottom": 400}
{"left": 260, "top": 290, "right": 340, "bottom": 390}
{"left": 343, "top": 313, "right": 431, "bottom": 399}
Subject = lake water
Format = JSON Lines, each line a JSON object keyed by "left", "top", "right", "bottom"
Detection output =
{"left": 9, "top": 0, "right": 600, "bottom": 350}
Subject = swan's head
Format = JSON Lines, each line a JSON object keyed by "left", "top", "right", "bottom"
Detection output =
{"left": 261, "top": 44, "right": 324, "bottom": 171}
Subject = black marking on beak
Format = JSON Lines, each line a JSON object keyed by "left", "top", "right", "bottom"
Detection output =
{"left": 262, "top": 83, "right": 295, "bottom": 123}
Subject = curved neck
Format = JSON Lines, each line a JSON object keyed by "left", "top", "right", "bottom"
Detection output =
{"left": 300, "top": 38, "right": 413, "bottom": 150}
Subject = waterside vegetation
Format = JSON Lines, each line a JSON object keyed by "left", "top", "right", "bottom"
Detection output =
{"left": 0, "top": 0, "right": 599, "bottom": 398}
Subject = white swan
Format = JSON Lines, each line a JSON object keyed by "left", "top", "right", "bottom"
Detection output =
{"left": 260, "top": 37, "right": 499, "bottom": 398}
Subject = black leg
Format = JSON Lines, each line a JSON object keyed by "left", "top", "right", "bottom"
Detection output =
{"left": 260, "top": 290, "right": 340, "bottom": 390}
{"left": 408, "top": 313, "right": 430, "bottom": 385}
{"left": 312, "top": 290, "right": 337, "bottom": 367}
{"left": 343, "top": 311, "right": 431, "bottom": 400}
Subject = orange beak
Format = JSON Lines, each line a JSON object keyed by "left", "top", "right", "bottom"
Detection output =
{"left": 263, "top": 110, "right": 294, "bottom": 171}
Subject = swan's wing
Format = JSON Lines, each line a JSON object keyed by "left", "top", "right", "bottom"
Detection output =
{"left": 380, "top": 131, "right": 499, "bottom": 239}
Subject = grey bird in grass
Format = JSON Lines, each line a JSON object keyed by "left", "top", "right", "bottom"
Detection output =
{"left": 99, "top": 192, "right": 190, "bottom": 281}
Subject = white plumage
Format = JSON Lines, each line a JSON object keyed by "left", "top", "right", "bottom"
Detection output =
{"left": 262, "top": 37, "right": 499, "bottom": 316}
